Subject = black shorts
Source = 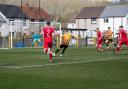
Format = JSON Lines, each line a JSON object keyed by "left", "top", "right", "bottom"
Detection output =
{"left": 60, "top": 44, "right": 68, "bottom": 49}
{"left": 108, "top": 39, "right": 113, "bottom": 42}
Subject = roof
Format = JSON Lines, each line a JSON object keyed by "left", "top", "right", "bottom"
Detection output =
{"left": 76, "top": 5, "right": 128, "bottom": 19}
{"left": 0, "top": 4, "right": 28, "bottom": 19}
{"left": 21, "top": 4, "right": 52, "bottom": 20}
{"left": 76, "top": 6, "right": 105, "bottom": 19}
{"left": 69, "top": 14, "right": 77, "bottom": 23}
{"left": 100, "top": 5, "right": 128, "bottom": 17}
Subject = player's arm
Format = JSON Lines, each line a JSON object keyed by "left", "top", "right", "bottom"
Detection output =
{"left": 40, "top": 28, "right": 44, "bottom": 39}
{"left": 126, "top": 31, "right": 128, "bottom": 39}
{"left": 71, "top": 35, "right": 75, "bottom": 38}
{"left": 118, "top": 30, "right": 122, "bottom": 40}
{"left": 40, "top": 27, "right": 44, "bottom": 35}
{"left": 53, "top": 30, "right": 60, "bottom": 37}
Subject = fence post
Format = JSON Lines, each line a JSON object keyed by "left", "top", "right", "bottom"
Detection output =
{"left": 56, "top": 36, "right": 59, "bottom": 48}
{"left": 8, "top": 36, "right": 10, "bottom": 48}
{"left": 86, "top": 36, "right": 88, "bottom": 46}
{"left": 76, "top": 36, "right": 79, "bottom": 47}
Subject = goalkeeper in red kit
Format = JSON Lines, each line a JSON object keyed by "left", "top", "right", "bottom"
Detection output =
{"left": 115, "top": 26, "right": 128, "bottom": 54}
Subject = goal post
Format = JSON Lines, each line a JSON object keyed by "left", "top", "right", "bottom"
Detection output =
{"left": 54, "top": 22, "right": 62, "bottom": 47}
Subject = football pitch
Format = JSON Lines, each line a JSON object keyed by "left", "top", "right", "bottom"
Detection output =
{"left": 0, "top": 46, "right": 128, "bottom": 89}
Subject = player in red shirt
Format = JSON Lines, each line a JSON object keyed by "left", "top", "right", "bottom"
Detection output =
{"left": 96, "top": 28, "right": 103, "bottom": 52}
{"left": 115, "top": 26, "right": 128, "bottom": 54}
{"left": 41, "top": 21, "right": 59, "bottom": 62}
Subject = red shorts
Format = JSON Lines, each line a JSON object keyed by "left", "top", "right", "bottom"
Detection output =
{"left": 97, "top": 39, "right": 102, "bottom": 45}
{"left": 44, "top": 38, "right": 52, "bottom": 49}
{"left": 118, "top": 39, "right": 128, "bottom": 47}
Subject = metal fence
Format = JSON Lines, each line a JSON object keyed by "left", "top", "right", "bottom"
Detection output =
{"left": 0, "top": 21, "right": 97, "bottom": 48}
{"left": 0, "top": 36, "right": 97, "bottom": 48}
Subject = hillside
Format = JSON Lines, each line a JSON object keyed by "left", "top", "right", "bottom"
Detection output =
{"left": 0, "top": 0, "right": 127, "bottom": 23}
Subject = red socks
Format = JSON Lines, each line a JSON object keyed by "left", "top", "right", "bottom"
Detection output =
{"left": 49, "top": 51, "right": 52, "bottom": 62}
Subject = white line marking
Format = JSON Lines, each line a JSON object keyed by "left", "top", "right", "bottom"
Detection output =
{"left": 0, "top": 57, "right": 127, "bottom": 69}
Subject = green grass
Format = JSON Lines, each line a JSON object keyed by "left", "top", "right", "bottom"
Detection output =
{"left": 0, "top": 46, "right": 128, "bottom": 89}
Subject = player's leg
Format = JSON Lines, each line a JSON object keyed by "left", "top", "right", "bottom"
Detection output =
{"left": 125, "top": 39, "right": 128, "bottom": 48}
{"left": 110, "top": 39, "right": 117, "bottom": 47}
{"left": 96, "top": 41, "right": 99, "bottom": 51}
{"left": 35, "top": 40, "right": 38, "bottom": 48}
{"left": 44, "top": 48, "right": 48, "bottom": 54}
{"left": 55, "top": 44, "right": 63, "bottom": 54}
{"left": 115, "top": 40, "right": 122, "bottom": 53}
{"left": 96, "top": 40, "right": 103, "bottom": 52}
{"left": 32, "top": 39, "right": 36, "bottom": 47}
{"left": 60, "top": 45, "right": 68, "bottom": 56}
{"left": 105, "top": 39, "right": 110, "bottom": 49}
{"left": 96, "top": 43, "right": 100, "bottom": 51}
{"left": 43, "top": 40, "right": 48, "bottom": 54}
{"left": 113, "top": 42, "right": 117, "bottom": 47}
{"left": 49, "top": 48, "right": 53, "bottom": 62}
{"left": 48, "top": 41, "right": 53, "bottom": 62}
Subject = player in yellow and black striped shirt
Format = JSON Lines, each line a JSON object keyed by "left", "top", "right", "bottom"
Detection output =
{"left": 53, "top": 30, "right": 74, "bottom": 56}
{"left": 105, "top": 27, "right": 117, "bottom": 48}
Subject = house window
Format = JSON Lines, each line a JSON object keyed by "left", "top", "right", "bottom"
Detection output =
{"left": 104, "top": 18, "right": 109, "bottom": 23}
{"left": 9, "top": 32, "right": 15, "bottom": 37}
{"left": 23, "top": 19, "right": 27, "bottom": 26}
{"left": 0, "top": 22, "right": 2, "bottom": 28}
{"left": 9, "top": 18, "right": 15, "bottom": 25}
{"left": 72, "top": 24, "right": 74, "bottom": 27}
{"left": 91, "top": 18, "right": 97, "bottom": 24}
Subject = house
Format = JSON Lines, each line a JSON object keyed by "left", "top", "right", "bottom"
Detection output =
{"left": 0, "top": 4, "right": 52, "bottom": 37}
{"left": 20, "top": 4, "right": 52, "bottom": 33}
{"left": 21, "top": 4, "right": 51, "bottom": 21}
{"left": 67, "top": 14, "right": 78, "bottom": 37}
{"left": 67, "top": 14, "right": 88, "bottom": 38}
{"left": 0, "top": 4, "right": 28, "bottom": 36}
{"left": 76, "top": 6, "right": 105, "bottom": 30}
{"left": 99, "top": 5, "right": 128, "bottom": 37}
{"left": 0, "top": 12, "right": 7, "bottom": 36}
{"left": 75, "top": 5, "right": 128, "bottom": 37}
{"left": 76, "top": 6, "right": 105, "bottom": 38}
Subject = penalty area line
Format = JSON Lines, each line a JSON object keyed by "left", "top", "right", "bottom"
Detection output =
{"left": 0, "top": 57, "right": 127, "bottom": 69}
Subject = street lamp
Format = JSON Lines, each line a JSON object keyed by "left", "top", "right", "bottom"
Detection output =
{"left": 21, "top": 0, "right": 23, "bottom": 20}
{"left": 39, "top": 0, "right": 41, "bottom": 18}
{"left": 39, "top": 0, "right": 41, "bottom": 32}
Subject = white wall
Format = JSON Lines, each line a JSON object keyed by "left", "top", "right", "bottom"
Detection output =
{"left": 76, "top": 19, "right": 86, "bottom": 29}
{"left": 76, "top": 18, "right": 99, "bottom": 30}
{"left": 99, "top": 17, "right": 127, "bottom": 37}
{"left": 0, "top": 12, "right": 9, "bottom": 36}
{"left": 70, "top": 30, "right": 87, "bottom": 38}
{"left": 86, "top": 19, "right": 99, "bottom": 31}
{"left": 10, "top": 19, "right": 29, "bottom": 32}
{"left": 67, "top": 23, "right": 76, "bottom": 29}
{"left": 0, "top": 23, "right": 9, "bottom": 36}
{"left": 75, "top": 16, "right": 128, "bottom": 38}
{"left": 0, "top": 18, "right": 30, "bottom": 37}
{"left": 76, "top": 18, "right": 99, "bottom": 37}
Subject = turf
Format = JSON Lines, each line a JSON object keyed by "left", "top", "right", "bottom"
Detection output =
{"left": 0, "top": 46, "right": 128, "bottom": 89}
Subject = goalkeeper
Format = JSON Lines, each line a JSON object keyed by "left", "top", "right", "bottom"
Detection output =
{"left": 53, "top": 30, "right": 74, "bottom": 56}
{"left": 32, "top": 32, "right": 41, "bottom": 47}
